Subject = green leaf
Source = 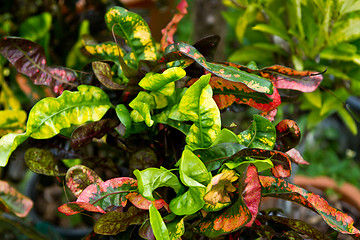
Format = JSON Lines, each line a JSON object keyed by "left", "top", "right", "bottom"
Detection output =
{"left": 94, "top": 206, "right": 149, "bottom": 235}
{"left": 0, "top": 133, "right": 28, "bottom": 167}
{"left": 303, "top": 88, "right": 322, "bottom": 109}
{"left": 0, "top": 110, "right": 27, "bottom": 136}
{"left": 225, "top": 158, "right": 274, "bottom": 173}
{"left": 338, "top": 107, "right": 357, "bottom": 135}
{"left": 235, "top": 4, "right": 258, "bottom": 43}
{"left": 252, "top": 23, "right": 291, "bottom": 42}
{"left": 166, "top": 216, "right": 186, "bottom": 240}
{"left": 66, "top": 20, "right": 90, "bottom": 69}
{"left": 105, "top": 7, "right": 157, "bottom": 62}
{"left": 329, "top": 17, "right": 360, "bottom": 46}
{"left": 179, "top": 74, "right": 221, "bottom": 148}
{"left": 339, "top": 0, "right": 360, "bottom": 15}
{"left": 150, "top": 204, "right": 170, "bottom": 240}
{"left": 238, "top": 115, "right": 276, "bottom": 150}
{"left": 115, "top": 104, "right": 132, "bottom": 136}
{"left": 170, "top": 149, "right": 211, "bottom": 215}
{"left": 19, "top": 12, "right": 52, "bottom": 42}
{"left": 134, "top": 167, "right": 182, "bottom": 201}
{"left": 0, "top": 180, "right": 33, "bottom": 217}
{"left": 139, "top": 67, "right": 186, "bottom": 96}
{"left": 163, "top": 43, "right": 274, "bottom": 94}
{"left": 129, "top": 91, "right": 155, "bottom": 127}
{"left": 260, "top": 176, "right": 360, "bottom": 235}
{"left": 25, "top": 148, "right": 65, "bottom": 176}
{"left": 84, "top": 41, "right": 126, "bottom": 65}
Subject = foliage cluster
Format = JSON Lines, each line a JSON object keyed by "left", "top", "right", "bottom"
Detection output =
{"left": 0, "top": 1, "right": 359, "bottom": 239}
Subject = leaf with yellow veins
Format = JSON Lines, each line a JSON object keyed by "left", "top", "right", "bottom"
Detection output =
{"left": 203, "top": 169, "right": 239, "bottom": 212}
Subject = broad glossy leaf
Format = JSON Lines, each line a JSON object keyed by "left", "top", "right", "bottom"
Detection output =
{"left": 84, "top": 41, "right": 126, "bottom": 64}
{"left": 115, "top": 104, "right": 132, "bottom": 133}
{"left": 225, "top": 158, "right": 274, "bottom": 173}
{"left": 71, "top": 119, "right": 119, "bottom": 150}
{"left": 129, "top": 91, "right": 155, "bottom": 127}
{"left": 77, "top": 177, "right": 138, "bottom": 211}
{"left": 260, "top": 176, "right": 360, "bottom": 235}
{"left": 92, "top": 61, "right": 125, "bottom": 89}
{"left": 126, "top": 192, "right": 168, "bottom": 211}
{"left": 24, "top": 148, "right": 65, "bottom": 176}
{"left": 190, "top": 76, "right": 281, "bottom": 111}
{"left": 150, "top": 204, "right": 170, "bottom": 240}
{"left": 162, "top": 43, "right": 273, "bottom": 94}
{"left": 139, "top": 67, "right": 186, "bottom": 96}
{"left": 134, "top": 167, "right": 182, "bottom": 201}
{"left": 58, "top": 202, "right": 106, "bottom": 216}
{"left": 238, "top": 115, "right": 276, "bottom": 150}
{"left": 66, "top": 165, "right": 103, "bottom": 198}
{"left": 170, "top": 149, "right": 210, "bottom": 215}
{"left": 94, "top": 206, "right": 149, "bottom": 235}
{"left": 160, "top": 0, "right": 188, "bottom": 51}
{"left": 242, "top": 164, "right": 261, "bottom": 227}
{"left": 178, "top": 149, "right": 211, "bottom": 186}
{"left": 0, "top": 37, "right": 77, "bottom": 94}
{"left": 258, "top": 215, "right": 328, "bottom": 240}
{"left": 105, "top": 7, "right": 157, "bottom": 61}
{"left": 27, "top": 85, "right": 111, "bottom": 139}
{"left": 0, "top": 180, "right": 33, "bottom": 217}
{"left": 179, "top": 74, "right": 221, "bottom": 148}
{"left": 197, "top": 180, "right": 252, "bottom": 238}
{"left": 203, "top": 169, "right": 238, "bottom": 212}
{"left": 0, "top": 133, "right": 28, "bottom": 167}
{"left": 274, "top": 119, "right": 301, "bottom": 152}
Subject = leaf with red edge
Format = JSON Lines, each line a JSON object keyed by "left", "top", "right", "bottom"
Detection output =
{"left": 162, "top": 42, "right": 274, "bottom": 94}
{"left": 76, "top": 177, "right": 138, "bottom": 211}
{"left": 274, "top": 119, "right": 301, "bottom": 152}
{"left": 259, "top": 176, "right": 360, "bottom": 235}
{"left": 71, "top": 119, "right": 119, "bottom": 150}
{"left": 197, "top": 180, "right": 252, "bottom": 238}
{"left": 258, "top": 65, "right": 324, "bottom": 92}
{"left": 203, "top": 169, "right": 239, "bottom": 212}
{"left": 242, "top": 164, "right": 261, "bottom": 227}
{"left": 94, "top": 206, "right": 149, "bottom": 235}
{"left": 229, "top": 148, "right": 291, "bottom": 178}
{"left": 0, "top": 37, "right": 77, "bottom": 94}
{"left": 58, "top": 202, "right": 106, "bottom": 216}
{"left": 222, "top": 62, "right": 323, "bottom": 93}
{"left": 188, "top": 76, "right": 281, "bottom": 111}
{"left": 0, "top": 180, "right": 33, "bottom": 217}
{"left": 258, "top": 215, "right": 329, "bottom": 240}
{"left": 65, "top": 165, "right": 103, "bottom": 198}
{"left": 286, "top": 148, "right": 309, "bottom": 165}
{"left": 126, "top": 192, "right": 169, "bottom": 211}
{"left": 160, "top": 0, "right": 188, "bottom": 51}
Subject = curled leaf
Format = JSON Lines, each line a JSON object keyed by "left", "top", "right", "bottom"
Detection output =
{"left": 275, "top": 119, "right": 301, "bottom": 152}
{"left": 58, "top": 202, "right": 106, "bottom": 216}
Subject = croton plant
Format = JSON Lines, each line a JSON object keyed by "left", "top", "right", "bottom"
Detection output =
{"left": 0, "top": 1, "right": 359, "bottom": 239}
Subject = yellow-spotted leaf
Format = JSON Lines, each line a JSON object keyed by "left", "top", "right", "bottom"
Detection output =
{"left": 105, "top": 7, "right": 157, "bottom": 62}
{"left": 179, "top": 74, "right": 221, "bottom": 148}
{"left": 0, "top": 85, "right": 112, "bottom": 167}
{"left": 129, "top": 91, "right": 156, "bottom": 127}
{"left": 0, "top": 110, "right": 27, "bottom": 136}
{"left": 203, "top": 169, "right": 238, "bottom": 212}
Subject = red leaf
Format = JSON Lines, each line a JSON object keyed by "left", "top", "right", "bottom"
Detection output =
{"left": 260, "top": 176, "right": 360, "bottom": 235}
{"left": 242, "top": 164, "right": 261, "bottom": 227}
{"left": 76, "top": 177, "right": 138, "bottom": 210}
{"left": 58, "top": 202, "right": 106, "bottom": 216}
{"left": 126, "top": 192, "right": 169, "bottom": 211}
{"left": 286, "top": 148, "right": 309, "bottom": 165}
{"left": 259, "top": 65, "right": 323, "bottom": 92}
{"left": 160, "top": 0, "right": 188, "bottom": 51}
{"left": 188, "top": 76, "right": 281, "bottom": 112}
